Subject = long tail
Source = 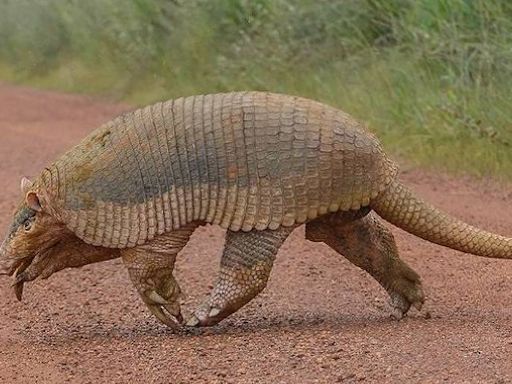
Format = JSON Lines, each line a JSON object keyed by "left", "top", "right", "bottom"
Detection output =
{"left": 371, "top": 179, "right": 512, "bottom": 259}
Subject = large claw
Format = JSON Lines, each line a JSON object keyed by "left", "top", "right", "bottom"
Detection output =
{"left": 145, "top": 298, "right": 183, "bottom": 329}
{"left": 138, "top": 278, "right": 184, "bottom": 329}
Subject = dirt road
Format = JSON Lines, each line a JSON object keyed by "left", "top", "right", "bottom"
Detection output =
{"left": 0, "top": 84, "right": 511, "bottom": 383}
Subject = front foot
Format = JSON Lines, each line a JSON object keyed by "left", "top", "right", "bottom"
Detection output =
{"left": 128, "top": 267, "right": 184, "bottom": 329}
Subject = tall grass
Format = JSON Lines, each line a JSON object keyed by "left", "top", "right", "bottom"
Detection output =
{"left": 0, "top": 0, "right": 511, "bottom": 179}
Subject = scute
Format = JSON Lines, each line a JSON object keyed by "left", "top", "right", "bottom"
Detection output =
{"left": 37, "top": 92, "right": 398, "bottom": 248}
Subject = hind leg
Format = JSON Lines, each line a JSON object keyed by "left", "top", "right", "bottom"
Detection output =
{"left": 306, "top": 212, "right": 424, "bottom": 317}
{"left": 187, "top": 226, "right": 294, "bottom": 327}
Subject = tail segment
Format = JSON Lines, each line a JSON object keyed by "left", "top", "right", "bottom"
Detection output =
{"left": 371, "top": 179, "right": 512, "bottom": 259}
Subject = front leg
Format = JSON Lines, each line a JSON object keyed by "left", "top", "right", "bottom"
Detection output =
{"left": 187, "top": 226, "right": 294, "bottom": 327}
{"left": 121, "top": 222, "right": 200, "bottom": 328}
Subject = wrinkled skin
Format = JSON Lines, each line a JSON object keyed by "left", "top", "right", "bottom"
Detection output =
{"left": 0, "top": 178, "right": 119, "bottom": 300}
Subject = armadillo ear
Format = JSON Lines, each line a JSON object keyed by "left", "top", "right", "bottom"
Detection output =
{"left": 26, "top": 192, "right": 42, "bottom": 212}
{"left": 20, "top": 177, "right": 33, "bottom": 195}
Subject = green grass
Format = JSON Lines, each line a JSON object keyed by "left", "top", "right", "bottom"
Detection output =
{"left": 0, "top": 0, "right": 511, "bottom": 180}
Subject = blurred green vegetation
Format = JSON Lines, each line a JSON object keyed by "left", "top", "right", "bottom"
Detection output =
{"left": 0, "top": 0, "right": 511, "bottom": 179}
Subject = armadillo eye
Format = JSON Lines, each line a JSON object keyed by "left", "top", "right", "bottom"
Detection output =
{"left": 23, "top": 220, "right": 33, "bottom": 232}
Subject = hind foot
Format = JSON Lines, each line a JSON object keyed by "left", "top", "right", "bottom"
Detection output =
{"left": 186, "top": 227, "right": 293, "bottom": 327}
{"left": 385, "top": 265, "right": 425, "bottom": 318}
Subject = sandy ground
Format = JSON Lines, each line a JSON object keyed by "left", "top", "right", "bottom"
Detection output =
{"left": 0, "top": 84, "right": 511, "bottom": 384}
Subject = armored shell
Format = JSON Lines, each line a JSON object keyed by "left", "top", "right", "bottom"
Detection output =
{"left": 38, "top": 92, "right": 397, "bottom": 248}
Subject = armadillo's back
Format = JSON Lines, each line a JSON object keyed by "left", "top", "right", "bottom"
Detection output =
{"left": 39, "top": 92, "right": 397, "bottom": 248}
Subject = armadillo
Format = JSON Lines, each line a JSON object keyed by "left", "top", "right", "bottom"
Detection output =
{"left": 0, "top": 92, "right": 510, "bottom": 328}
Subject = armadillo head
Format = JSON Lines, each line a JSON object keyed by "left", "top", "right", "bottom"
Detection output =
{"left": 0, "top": 177, "right": 69, "bottom": 300}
